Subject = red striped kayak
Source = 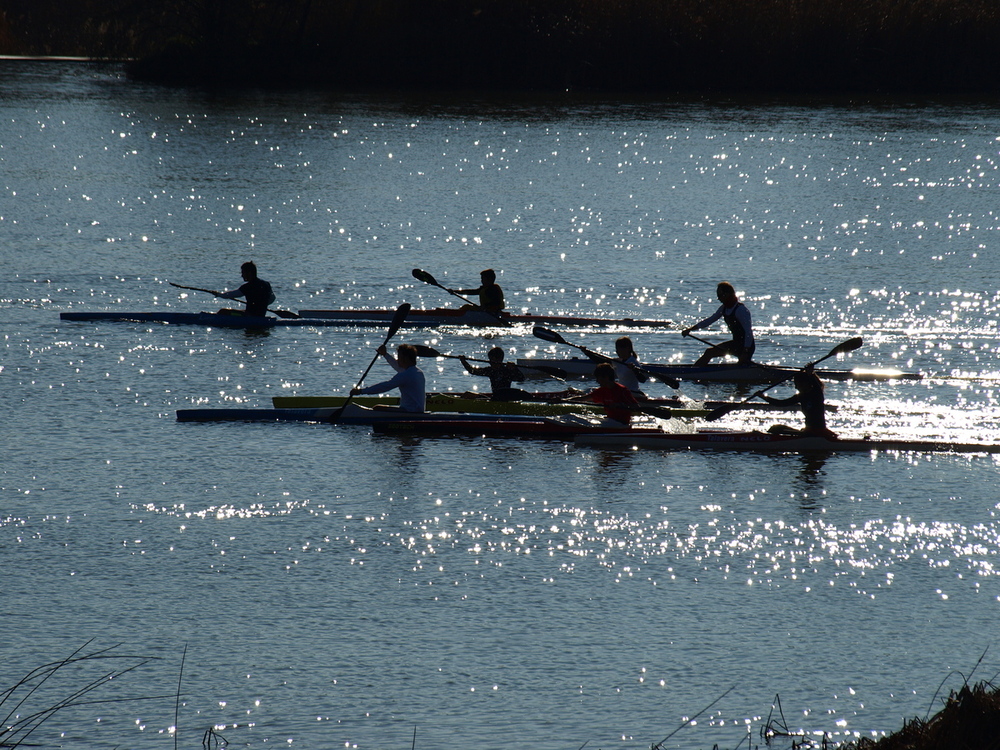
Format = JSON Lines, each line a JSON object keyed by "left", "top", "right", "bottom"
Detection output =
{"left": 574, "top": 429, "right": 1000, "bottom": 454}
{"left": 373, "top": 416, "right": 665, "bottom": 437}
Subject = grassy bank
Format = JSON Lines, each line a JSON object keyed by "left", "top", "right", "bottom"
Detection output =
{"left": 842, "top": 681, "right": 1000, "bottom": 750}
{"left": 5, "top": 0, "right": 1000, "bottom": 93}
{"left": 3, "top": 644, "right": 1000, "bottom": 749}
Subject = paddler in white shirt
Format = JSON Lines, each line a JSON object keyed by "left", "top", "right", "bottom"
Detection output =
{"left": 613, "top": 336, "right": 646, "bottom": 396}
{"left": 351, "top": 343, "right": 426, "bottom": 413}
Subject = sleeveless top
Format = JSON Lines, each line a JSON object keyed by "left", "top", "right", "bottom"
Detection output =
{"left": 723, "top": 302, "right": 752, "bottom": 345}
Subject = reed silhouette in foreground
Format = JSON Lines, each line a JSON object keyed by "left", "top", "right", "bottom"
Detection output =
{"left": 4, "top": 644, "right": 1000, "bottom": 748}
{"left": 0, "top": 640, "right": 170, "bottom": 748}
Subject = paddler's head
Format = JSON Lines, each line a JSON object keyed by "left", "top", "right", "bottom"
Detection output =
{"left": 487, "top": 347, "right": 505, "bottom": 364}
{"left": 241, "top": 261, "right": 259, "bottom": 281}
{"left": 794, "top": 368, "right": 822, "bottom": 393}
{"left": 615, "top": 336, "right": 635, "bottom": 359}
{"left": 397, "top": 344, "right": 418, "bottom": 367}
{"left": 716, "top": 281, "right": 737, "bottom": 305}
{"left": 594, "top": 362, "right": 617, "bottom": 387}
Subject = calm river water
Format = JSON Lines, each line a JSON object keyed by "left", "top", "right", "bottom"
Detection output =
{"left": 2, "top": 61, "right": 1000, "bottom": 749}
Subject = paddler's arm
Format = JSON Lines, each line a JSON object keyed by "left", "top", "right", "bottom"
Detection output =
{"left": 460, "top": 356, "right": 487, "bottom": 376}
{"left": 682, "top": 305, "right": 724, "bottom": 335}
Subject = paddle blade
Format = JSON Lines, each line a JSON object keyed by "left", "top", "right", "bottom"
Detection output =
{"left": 833, "top": 336, "right": 864, "bottom": 355}
{"left": 637, "top": 403, "right": 673, "bottom": 420}
{"left": 493, "top": 387, "right": 534, "bottom": 402}
{"left": 810, "top": 336, "right": 864, "bottom": 367}
{"left": 385, "top": 303, "right": 411, "bottom": 341}
{"left": 532, "top": 326, "right": 565, "bottom": 344}
{"left": 532, "top": 365, "right": 568, "bottom": 379}
{"left": 271, "top": 308, "right": 301, "bottom": 319}
{"left": 412, "top": 344, "right": 442, "bottom": 358}
{"left": 412, "top": 268, "right": 439, "bottom": 286}
{"left": 703, "top": 404, "right": 735, "bottom": 422}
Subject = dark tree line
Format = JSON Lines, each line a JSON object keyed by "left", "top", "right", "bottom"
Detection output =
{"left": 3, "top": 0, "right": 1000, "bottom": 92}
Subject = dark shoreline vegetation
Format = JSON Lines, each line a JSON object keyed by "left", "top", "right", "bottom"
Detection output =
{"left": 3, "top": 644, "right": 1000, "bottom": 749}
{"left": 2, "top": 0, "right": 1000, "bottom": 92}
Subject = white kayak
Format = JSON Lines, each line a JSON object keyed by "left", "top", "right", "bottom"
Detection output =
{"left": 516, "top": 357, "right": 922, "bottom": 383}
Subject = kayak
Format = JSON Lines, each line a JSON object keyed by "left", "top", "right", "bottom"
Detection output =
{"left": 296, "top": 307, "right": 673, "bottom": 328}
{"left": 270, "top": 392, "right": 833, "bottom": 418}
{"left": 59, "top": 311, "right": 356, "bottom": 327}
{"left": 373, "top": 415, "right": 666, "bottom": 438}
{"left": 175, "top": 403, "right": 556, "bottom": 425}
{"left": 574, "top": 428, "right": 1000, "bottom": 454}
{"left": 270, "top": 392, "right": 613, "bottom": 416}
{"left": 515, "top": 357, "right": 922, "bottom": 383}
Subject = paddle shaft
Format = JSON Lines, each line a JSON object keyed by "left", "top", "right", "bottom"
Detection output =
{"left": 169, "top": 281, "right": 300, "bottom": 318}
{"left": 411, "top": 269, "right": 507, "bottom": 324}
{"left": 330, "top": 304, "right": 411, "bottom": 422}
{"left": 170, "top": 282, "right": 221, "bottom": 296}
{"left": 531, "top": 327, "right": 680, "bottom": 389}
{"left": 458, "top": 354, "right": 566, "bottom": 379}
{"left": 704, "top": 337, "right": 862, "bottom": 421}
{"left": 682, "top": 330, "right": 719, "bottom": 348}
{"left": 412, "top": 345, "right": 566, "bottom": 379}
{"left": 549, "top": 336, "right": 648, "bottom": 382}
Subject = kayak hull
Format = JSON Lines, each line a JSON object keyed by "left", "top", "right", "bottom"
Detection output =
{"left": 270, "top": 392, "right": 598, "bottom": 416}
{"left": 516, "top": 357, "right": 922, "bottom": 383}
{"left": 269, "top": 392, "right": 829, "bottom": 419}
{"left": 297, "top": 307, "right": 673, "bottom": 328}
{"left": 374, "top": 418, "right": 665, "bottom": 437}
{"left": 60, "top": 311, "right": 357, "bottom": 327}
{"left": 175, "top": 403, "right": 556, "bottom": 425}
{"left": 575, "top": 429, "right": 1000, "bottom": 454}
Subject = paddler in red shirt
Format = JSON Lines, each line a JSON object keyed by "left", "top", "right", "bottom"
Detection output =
{"left": 573, "top": 362, "right": 640, "bottom": 427}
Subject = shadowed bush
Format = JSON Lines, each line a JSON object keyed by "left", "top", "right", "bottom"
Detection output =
{"left": 842, "top": 681, "right": 1000, "bottom": 750}
{"left": 4, "top": 0, "right": 1000, "bottom": 91}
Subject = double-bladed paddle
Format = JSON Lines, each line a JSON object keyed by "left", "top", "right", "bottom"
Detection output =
{"left": 411, "top": 344, "right": 567, "bottom": 380}
{"left": 531, "top": 326, "right": 682, "bottom": 389}
{"left": 703, "top": 336, "right": 864, "bottom": 422}
{"left": 680, "top": 329, "right": 719, "bottom": 348}
{"left": 330, "top": 303, "right": 411, "bottom": 423}
{"left": 169, "top": 282, "right": 301, "bottom": 319}
{"left": 411, "top": 268, "right": 508, "bottom": 325}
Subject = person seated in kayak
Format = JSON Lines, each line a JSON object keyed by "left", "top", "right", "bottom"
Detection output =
{"left": 612, "top": 336, "right": 648, "bottom": 396}
{"left": 460, "top": 347, "right": 525, "bottom": 396}
{"left": 450, "top": 269, "right": 505, "bottom": 314}
{"left": 351, "top": 343, "right": 426, "bottom": 413}
{"left": 681, "top": 281, "right": 755, "bottom": 365}
{"left": 217, "top": 261, "right": 275, "bottom": 317}
{"left": 757, "top": 367, "right": 837, "bottom": 440}
{"left": 570, "top": 362, "right": 640, "bottom": 427}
